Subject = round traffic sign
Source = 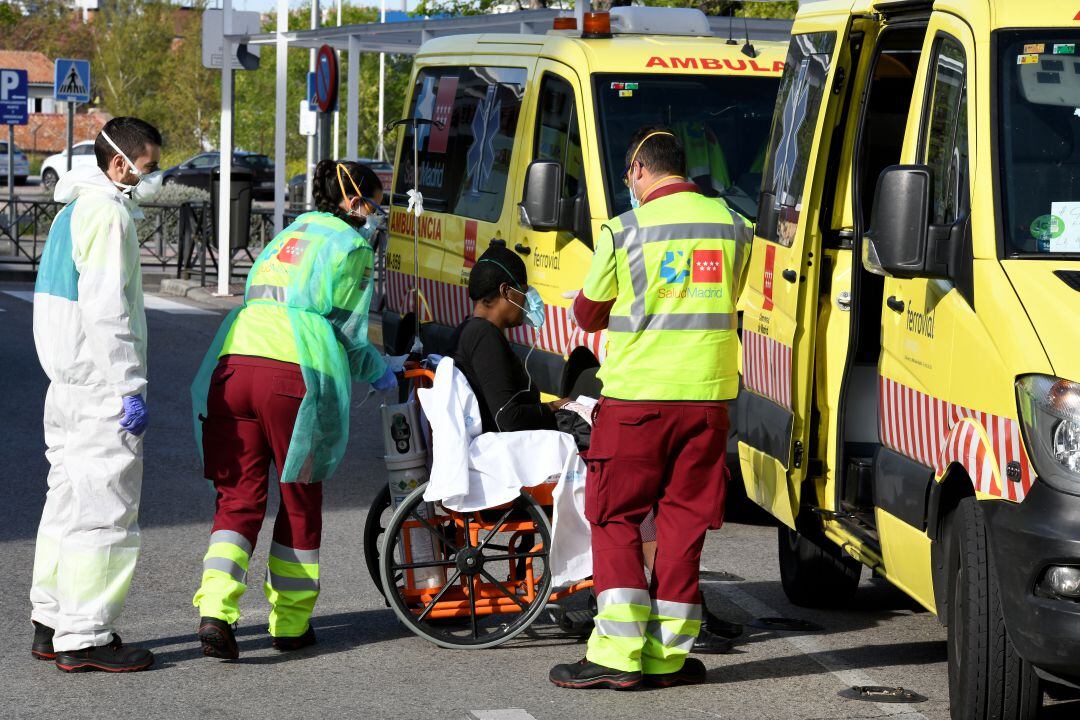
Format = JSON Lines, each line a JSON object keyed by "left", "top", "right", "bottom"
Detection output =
{"left": 315, "top": 44, "right": 338, "bottom": 113}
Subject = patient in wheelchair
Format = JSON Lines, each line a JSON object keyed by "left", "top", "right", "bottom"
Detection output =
{"left": 450, "top": 246, "right": 573, "bottom": 434}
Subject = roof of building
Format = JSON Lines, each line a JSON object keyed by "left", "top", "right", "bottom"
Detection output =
{"left": 0, "top": 50, "right": 55, "bottom": 85}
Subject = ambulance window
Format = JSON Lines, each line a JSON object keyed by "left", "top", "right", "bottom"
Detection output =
{"left": 921, "top": 36, "right": 968, "bottom": 226}
{"left": 760, "top": 32, "right": 835, "bottom": 247}
{"left": 394, "top": 66, "right": 527, "bottom": 222}
{"left": 997, "top": 30, "right": 1080, "bottom": 255}
{"left": 534, "top": 74, "right": 584, "bottom": 202}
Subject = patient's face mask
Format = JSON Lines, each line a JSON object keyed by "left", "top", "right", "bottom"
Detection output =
{"left": 509, "top": 285, "right": 545, "bottom": 329}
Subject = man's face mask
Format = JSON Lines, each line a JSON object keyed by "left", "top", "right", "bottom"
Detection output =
{"left": 100, "top": 129, "right": 163, "bottom": 203}
{"left": 336, "top": 163, "right": 385, "bottom": 240}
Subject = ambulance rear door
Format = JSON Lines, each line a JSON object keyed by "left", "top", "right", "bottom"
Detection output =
{"left": 738, "top": 15, "right": 858, "bottom": 529}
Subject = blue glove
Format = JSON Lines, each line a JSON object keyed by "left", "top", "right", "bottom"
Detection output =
{"left": 372, "top": 366, "right": 398, "bottom": 393}
{"left": 120, "top": 394, "right": 149, "bottom": 436}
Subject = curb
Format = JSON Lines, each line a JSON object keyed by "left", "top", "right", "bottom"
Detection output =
{"left": 160, "top": 277, "right": 243, "bottom": 310}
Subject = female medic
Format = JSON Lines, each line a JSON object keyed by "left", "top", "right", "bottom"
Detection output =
{"left": 189, "top": 159, "right": 396, "bottom": 659}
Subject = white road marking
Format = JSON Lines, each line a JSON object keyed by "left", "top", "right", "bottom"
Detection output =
{"left": 143, "top": 294, "right": 217, "bottom": 315}
{"left": 3, "top": 290, "right": 34, "bottom": 303}
{"left": 4, "top": 290, "right": 217, "bottom": 315}
{"left": 467, "top": 711, "right": 538, "bottom": 720}
{"left": 715, "top": 582, "right": 931, "bottom": 720}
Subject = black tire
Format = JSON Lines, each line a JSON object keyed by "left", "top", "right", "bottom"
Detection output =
{"left": 777, "top": 519, "right": 861, "bottom": 608}
{"left": 363, "top": 484, "right": 394, "bottom": 600}
{"left": 380, "top": 483, "right": 553, "bottom": 649}
{"left": 947, "top": 498, "right": 1042, "bottom": 720}
{"left": 41, "top": 168, "right": 58, "bottom": 190}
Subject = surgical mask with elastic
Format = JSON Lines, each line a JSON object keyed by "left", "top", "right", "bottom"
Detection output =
{"left": 336, "top": 162, "right": 385, "bottom": 239}
{"left": 100, "top": 129, "right": 163, "bottom": 203}
{"left": 624, "top": 130, "right": 678, "bottom": 211}
{"left": 477, "top": 257, "right": 545, "bottom": 329}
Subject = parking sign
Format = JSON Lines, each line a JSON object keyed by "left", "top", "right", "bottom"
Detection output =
{"left": 0, "top": 68, "right": 28, "bottom": 125}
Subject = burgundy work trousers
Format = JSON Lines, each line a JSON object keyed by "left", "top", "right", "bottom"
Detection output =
{"left": 585, "top": 398, "right": 729, "bottom": 605}
{"left": 201, "top": 355, "right": 322, "bottom": 553}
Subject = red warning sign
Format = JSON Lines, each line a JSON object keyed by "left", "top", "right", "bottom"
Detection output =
{"left": 464, "top": 220, "right": 477, "bottom": 269}
{"left": 763, "top": 245, "right": 776, "bottom": 311}
{"left": 428, "top": 77, "right": 458, "bottom": 154}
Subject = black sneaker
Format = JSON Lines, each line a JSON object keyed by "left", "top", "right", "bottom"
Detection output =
{"left": 54, "top": 635, "right": 154, "bottom": 673}
{"left": 549, "top": 658, "right": 642, "bottom": 690}
{"left": 691, "top": 627, "right": 735, "bottom": 654}
{"left": 644, "top": 656, "right": 707, "bottom": 687}
{"left": 703, "top": 606, "right": 743, "bottom": 639}
{"left": 198, "top": 617, "right": 239, "bottom": 660}
{"left": 271, "top": 625, "right": 316, "bottom": 652}
{"left": 31, "top": 621, "right": 55, "bottom": 660}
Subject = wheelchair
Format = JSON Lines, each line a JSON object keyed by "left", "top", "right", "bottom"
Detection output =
{"left": 362, "top": 367, "right": 594, "bottom": 649}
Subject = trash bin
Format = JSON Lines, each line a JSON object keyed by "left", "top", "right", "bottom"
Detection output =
{"left": 210, "top": 167, "right": 254, "bottom": 262}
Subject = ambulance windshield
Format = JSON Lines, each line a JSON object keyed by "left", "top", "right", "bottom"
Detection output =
{"left": 998, "top": 31, "right": 1080, "bottom": 256}
{"left": 593, "top": 73, "right": 778, "bottom": 219}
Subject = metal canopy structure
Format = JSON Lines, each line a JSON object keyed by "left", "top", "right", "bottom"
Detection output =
{"left": 212, "top": 3, "right": 792, "bottom": 295}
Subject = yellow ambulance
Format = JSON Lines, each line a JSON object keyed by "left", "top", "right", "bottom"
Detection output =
{"left": 737, "top": 0, "right": 1080, "bottom": 715}
{"left": 382, "top": 7, "right": 786, "bottom": 396}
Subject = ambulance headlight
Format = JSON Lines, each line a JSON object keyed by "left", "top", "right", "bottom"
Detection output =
{"left": 1017, "top": 375, "right": 1080, "bottom": 492}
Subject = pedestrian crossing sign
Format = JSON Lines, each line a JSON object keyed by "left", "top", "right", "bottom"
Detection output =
{"left": 54, "top": 59, "right": 90, "bottom": 103}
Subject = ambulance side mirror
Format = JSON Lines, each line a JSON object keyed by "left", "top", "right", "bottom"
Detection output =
{"left": 863, "top": 165, "right": 945, "bottom": 279}
{"left": 520, "top": 161, "right": 562, "bottom": 230}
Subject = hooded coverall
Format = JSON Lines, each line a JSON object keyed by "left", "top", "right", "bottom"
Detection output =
{"left": 30, "top": 167, "right": 148, "bottom": 652}
{"left": 192, "top": 211, "right": 387, "bottom": 638}
{"left": 572, "top": 182, "right": 752, "bottom": 674}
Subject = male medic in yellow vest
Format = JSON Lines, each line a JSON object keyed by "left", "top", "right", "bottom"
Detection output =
{"left": 550, "top": 126, "right": 751, "bottom": 689}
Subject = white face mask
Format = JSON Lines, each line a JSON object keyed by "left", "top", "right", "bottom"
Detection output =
{"left": 100, "top": 129, "right": 163, "bottom": 203}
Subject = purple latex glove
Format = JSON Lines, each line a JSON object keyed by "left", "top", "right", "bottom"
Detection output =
{"left": 120, "top": 394, "right": 148, "bottom": 436}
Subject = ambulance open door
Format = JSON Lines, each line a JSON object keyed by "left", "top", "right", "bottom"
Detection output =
{"left": 737, "top": 18, "right": 856, "bottom": 529}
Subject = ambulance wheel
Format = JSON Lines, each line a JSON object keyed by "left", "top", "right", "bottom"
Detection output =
{"left": 947, "top": 498, "right": 1042, "bottom": 720}
{"left": 777, "top": 518, "right": 861, "bottom": 608}
{"left": 363, "top": 484, "right": 395, "bottom": 600}
{"left": 380, "top": 483, "right": 553, "bottom": 649}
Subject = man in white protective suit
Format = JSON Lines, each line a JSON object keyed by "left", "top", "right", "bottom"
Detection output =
{"left": 29, "top": 117, "right": 163, "bottom": 673}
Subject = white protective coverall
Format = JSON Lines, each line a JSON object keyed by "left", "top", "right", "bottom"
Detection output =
{"left": 30, "top": 166, "right": 148, "bottom": 651}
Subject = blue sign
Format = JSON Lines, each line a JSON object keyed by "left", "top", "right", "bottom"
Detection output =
{"left": 54, "top": 58, "right": 91, "bottom": 103}
{"left": 307, "top": 72, "right": 317, "bottom": 111}
{"left": 0, "top": 68, "right": 28, "bottom": 126}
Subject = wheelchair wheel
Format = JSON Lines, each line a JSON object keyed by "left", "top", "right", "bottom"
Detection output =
{"left": 363, "top": 484, "right": 395, "bottom": 599}
{"left": 380, "top": 482, "right": 553, "bottom": 649}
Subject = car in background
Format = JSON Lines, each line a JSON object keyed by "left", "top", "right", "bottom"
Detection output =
{"left": 40, "top": 140, "right": 98, "bottom": 190}
{"left": 0, "top": 140, "right": 31, "bottom": 185}
{"left": 286, "top": 158, "right": 394, "bottom": 207}
{"left": 162, "top": 151, "right": 275, "bottom": 199}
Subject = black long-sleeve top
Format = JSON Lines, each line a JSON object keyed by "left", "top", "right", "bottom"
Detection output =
{"left": 450, "top": 317, "right": 558, "bottom": 433}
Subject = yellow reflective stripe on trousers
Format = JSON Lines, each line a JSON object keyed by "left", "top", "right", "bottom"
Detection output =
{"left": 586, "top": 588, "right": 651, "bottom": 673}
{"left": 642, "top": 599, "right": 702, "bottom": 675}
{"left": 193, "top": 530, "right": 253, "bottom": 625}
{"left": 264, "top": 544, "right": 321, "bottom": 638}
{"left": 610, "top": 214, "right": 738, "bottom": 333}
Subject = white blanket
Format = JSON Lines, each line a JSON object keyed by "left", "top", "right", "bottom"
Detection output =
{"left": 418, "top": 358, "right": 591, "bottom": 585}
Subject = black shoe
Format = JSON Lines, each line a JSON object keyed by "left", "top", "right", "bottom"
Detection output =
{"left": 54, "top": 635, "right": 154, "bottom": 673}
{"left": 32, "top": 621, "right": 55, "bottom": 661}
{"left": 271, "top": 625, "right": 316, "bottom": 652}
{"left": 549, "top": 658, "right": 642, "bottom": 690}
{"left": 198, "top": 617, "right": 239, "bottom": 660}
{"left": 645, "top": 657, "right": 708, "bottom": 688}
{"left": 691, "top": 627, "right": 735, "bottom": 654}
{"left": 703, "top": 606, "right": 743, "bottom": 640}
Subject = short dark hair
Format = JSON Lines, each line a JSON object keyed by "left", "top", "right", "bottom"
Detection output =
{"left": 95, "top": 117, "right": 162, "bottom": 172}
{"left": 624, "top": 125, "right": 685, "bottom": 178}
{"left": 469, "top": 246, "right": 527, "bottom": 302}
{"left": 312, "top": 159, "right": 383, "bottom": 214}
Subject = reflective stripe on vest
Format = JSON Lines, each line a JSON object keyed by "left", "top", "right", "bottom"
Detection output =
{"left": 609, "top": 213, "right": 738, "bottom": 332}
{"left": 247, "top": 284, "right": 288, "bottom": 303}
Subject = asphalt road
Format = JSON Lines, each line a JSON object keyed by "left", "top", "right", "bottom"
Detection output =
{"left": 1, "top": 281, "right": 1076, "bottom": 720}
